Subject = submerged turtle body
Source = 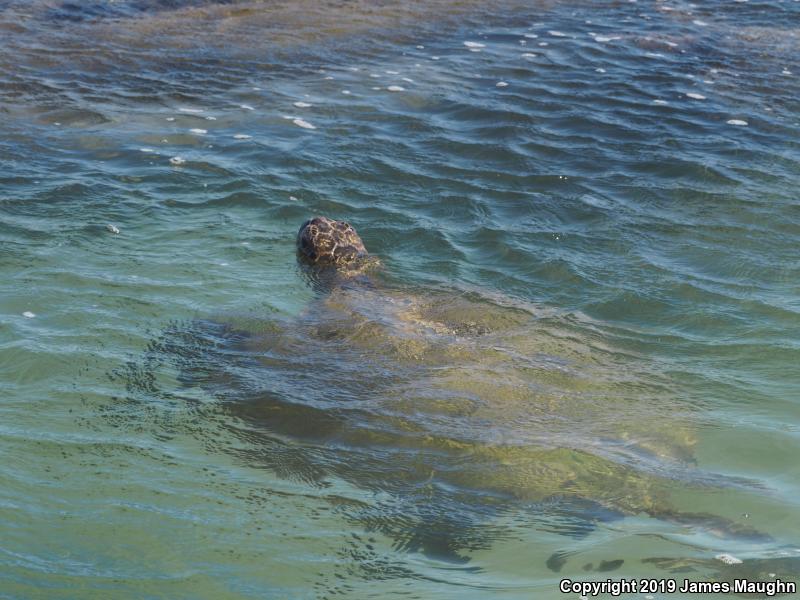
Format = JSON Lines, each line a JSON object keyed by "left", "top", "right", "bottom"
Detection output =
{"left": 192, "top": 282, "right": 767, "bottom": 555}
{"left": 208, "top": 219, "right": 762, "bottom": 533}
{"left": 129, "top": 216, "right": 770, "bottom": 563}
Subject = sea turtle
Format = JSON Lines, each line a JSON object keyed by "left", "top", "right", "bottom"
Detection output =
{"left": 119, "top": 216, "right": 789, "bottom": 576}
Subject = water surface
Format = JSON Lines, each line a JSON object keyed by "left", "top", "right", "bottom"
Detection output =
{"left": 1, "top": 0, "right": 799, "bottom": 598}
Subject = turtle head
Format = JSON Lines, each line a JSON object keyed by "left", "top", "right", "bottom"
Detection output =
{"left": 296, "top": 217, "right": 379, "bottom": 288}
{"left": 296, "top": 216, "right": 368, "bottom": 267}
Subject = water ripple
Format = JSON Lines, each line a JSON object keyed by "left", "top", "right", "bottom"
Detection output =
{"left": 2, "top": 0, "right": 800, "bottom": 597}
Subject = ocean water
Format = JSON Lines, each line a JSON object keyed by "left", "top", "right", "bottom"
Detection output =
{"left": 1, "top": 0, "right": 799, "bottom": 598}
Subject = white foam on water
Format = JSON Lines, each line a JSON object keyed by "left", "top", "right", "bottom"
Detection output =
{"left": 22, "top": 311, "right": 35, "bottom": 319}
{"left": 165, "top": 117, "right": 175, "bottom": 121}
{"left": 341, "top": 90, "right": 351, "bottom": 95}
{"left": 653, "top": 99, "right": 668, "bottom": 105}
{"left": 548, "top": 30, "right": 567, "bottom": 37}
{"left": 205, "top": 116, "right": 217, "bottom": 121}
{"left": 387, "top": 85, "right": 405, "bottom": 92}
{"left": 645, "top": 52, "right": 665, "bottom": 58}
{"left": 464, "top": 41, "right": 485, "bottom": 48}
{"left": 252, "top": 87, "right": 261, "bottom": 91}
{"left": 665, "top": 40, "right": 678, "bottom": 47}
{"left": 520, "top": 40, "right": 527, "bottom": 44}
{"left": 348, "top": 66, "right": 359, "bottom": 71}
{"left": 293, "top": 118, "right": 316, "bottom": 130}
{"left": 594, "top": 35, "right": 621, "bottom": 42}
{"left": 401, "top": 77, "right": 414, "bottom": 83}
{"left": 416, "top": 45, "right": 425, "bottom": 49}
{"left": 782, "top": 69, "right": 793, "bottom": 75}
{"left": 385, "top": 70, "right": 399, "bottom": 75}
{"left": 178, "top": 107, "right": 204, "bottom": 113}
{"left": 693, "top": 19, "right": 708, "bottom": 26}
{"left": 524, "top": 33, "right": 538, "bottom": 38}
{"left": 324, "top": 76, "right": 334, "bottom": 80}
{"left": 496, "top": 81, "right": 509, "bottom": 87}
{"left": 106, "top": 224, "right": 120, "bottom": 234}
{"left": 233, "top": 134, "right": 252, "bottom": 139}
{"left": 686, "top": 92, "right": 706, "bottom": 99}
{"left": 139, "top": 148, "right": 155, "bottom": 153}
{"left": 289, "top": 196, "right": 299, "bottom": 202}
{"left": 239, "top": 104, "right": 255, "bottom": 110}
{"left": 726, "top": 119, "right": 748, "bottom": 126}
{"left": 521, "top": 53, "right": 538, "bottom": 59}
{"left": 169, "top": 156, "right": 186, "bottom": 165}
{"left": 715, "top": 554, "right": 743, "bottom": 565}
{"left": 372, "top": 87, "right": 382, "bottom": 90}
{"left": 431, "top": 56, "right": 440, "bottom": 60}
{"left": 370, "top": 73, "right": 380, "bottom": 78}
{"left": 189, "top": 128, "right": 207, "bottom": 135}
{"left": 596, "top": 67, "right": 606, "bottom": 73}
{"left": 293, "top": 101, "right": 312, "bottom": 108}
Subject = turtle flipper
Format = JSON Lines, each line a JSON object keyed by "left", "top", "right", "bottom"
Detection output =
{"left": 648, "top": 508, "right": 772, "bottom": 543}
{"left": 643, "top": 555, "right": 800, "bottom": 593}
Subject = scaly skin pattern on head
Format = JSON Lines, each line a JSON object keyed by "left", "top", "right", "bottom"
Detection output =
{"left": 296, "top": 216, "right": 368, "bottom": 266}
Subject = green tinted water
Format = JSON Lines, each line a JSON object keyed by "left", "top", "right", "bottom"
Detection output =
{"left": 1, "top": 1, "right": 799, "bottom": 598}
